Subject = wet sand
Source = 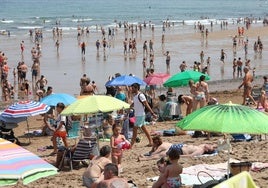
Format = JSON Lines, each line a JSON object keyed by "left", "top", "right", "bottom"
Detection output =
{"left": 1, "top": 22, "right": 268, "bottom": 98}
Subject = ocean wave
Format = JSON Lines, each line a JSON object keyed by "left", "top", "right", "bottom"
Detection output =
{"left": 1, "top": 20, "right": 14, "bottom": 23}
{"left": 72, "top": 18, "right": 93, "bottom": 22}
{"left": 17, "top": 26, "right": 44, "bottom": 30}
{"left": 55, "top": 27, "right": 77, "bottom": 31}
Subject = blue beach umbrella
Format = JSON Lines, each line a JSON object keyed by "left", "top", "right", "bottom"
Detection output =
{"left": 40, "top": 93, "right": 77, "bottom": 106}
{"left": 105, "top": 75, "right": 146, "bottom": 86}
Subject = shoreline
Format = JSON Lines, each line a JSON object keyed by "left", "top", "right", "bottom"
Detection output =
{"left": 1, "top": 21, "right": 268, "bottom": 97}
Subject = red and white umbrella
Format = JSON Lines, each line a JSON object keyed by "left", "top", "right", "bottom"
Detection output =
{"left": 1, "top": 100, "right": 50, "bottom": 118}
{"left": 1, "top": 101, "right": 50, "bottom": 143}
{"left": 144, "top": 73, "right": 170, "bottom": 85}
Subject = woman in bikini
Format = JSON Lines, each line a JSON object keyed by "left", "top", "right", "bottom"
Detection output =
{"left": 195, "top": 75, "right": 209, "bottom": 110}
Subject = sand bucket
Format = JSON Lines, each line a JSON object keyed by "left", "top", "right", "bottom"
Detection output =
{"left": 230, "top": 162, "right": 252, "bottom": 175}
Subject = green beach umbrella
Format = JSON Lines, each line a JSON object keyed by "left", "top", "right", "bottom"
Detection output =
{"left": 61, "top": 95, "right": 130, "bottom": 116}
{"left": 177, "top": 102, "right": 268, "bottom": 134}
{"left": 163, "top": 70, "right": 210, "bottom": 88}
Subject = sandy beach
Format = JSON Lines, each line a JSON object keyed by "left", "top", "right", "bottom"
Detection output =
{"left": 8, "top": 87, "right": 268, "bottom": 188}
{"left": 1, "top": 18, "right": 268, "bottom": 188}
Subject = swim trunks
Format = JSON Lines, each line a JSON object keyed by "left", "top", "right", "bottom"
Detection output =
{"left": 166, "top": 144, "right": 184, "bottom": 155}
{"left": 167, "top": 176, "right": 181, "bottom": 188}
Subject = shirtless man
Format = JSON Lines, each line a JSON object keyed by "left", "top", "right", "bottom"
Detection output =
{"left": 238, "top": 67, "right": 256, "bottom": 105}
{"left": 178, "top": 94, "right": 193, "bottom": 115}
{"left": 36, "top": 75, "right": 48, "bottom": 90}
{"left": 19, "top": 61, "right": 28, "bottom": 83}
{"left": 80, "top": 74, "right": 90, "bottom": 88}
{"left": 95, "top": 163, "right": 129, "bottom": 188}
{"left": 172, "top": 143, "right": 218, "bottom": 157}
{"left": 31, "top": 60, "right": 39, "bottom": 84}
{"left": 236, "top": 57, "right": 243, "bottom": 78}
{"left": 138, "top": 136, "right": 172, "bottom": 161}
{"left": 80, "top": 80, "right": 94, "bottom": 95}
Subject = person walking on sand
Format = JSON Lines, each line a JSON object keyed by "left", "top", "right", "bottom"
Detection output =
{"left": 20, "top": 40, "right": 25, "bottom": 54}
{"left": 31, "top": 60, "right": 39, "bottom": 84}
{"left": 164, "top": 51, "right": 171, "bottom": 74}
{"left": 55, "top": 40, "right": 60, "bottom": 53}
{"left": 220, "top": 49, "right": 227, "bottom": 64}
{"left": 130, "top": 83, "right": 157, "bottom": 147}
{"left": 81, "top": 41, "right": 86, "bottom": 56}
{"left": 36, "top": 75, "right": 48, "bottom": 90}
{"left": 96, "top": 39, "right": 100, "bottom": 52}
{"left": 237, "top": 57, "right": 243, "bottom": 78}
{"left": 51, "top": 103, "right": 68, "bottom": 155}
{"left": 238, "top": 67, "right": 256, "bottom": 105}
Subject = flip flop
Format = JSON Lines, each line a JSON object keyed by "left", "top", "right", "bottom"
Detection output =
{"left": 146, "top": 144, "right": 153, "bottom": 147}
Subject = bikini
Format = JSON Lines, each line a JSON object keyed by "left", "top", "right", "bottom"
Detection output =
{"left": 166, "top": 176, "right": 181, "bottom": 188}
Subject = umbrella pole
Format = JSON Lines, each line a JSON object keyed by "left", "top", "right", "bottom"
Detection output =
{"left": 227, "top": 138, "right": 230, "bottom": 179}
{"left": 26, "top": 118, "right": 31, "bottom": 144}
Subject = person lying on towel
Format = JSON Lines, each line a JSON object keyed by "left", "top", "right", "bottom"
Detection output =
{"left": 138, "top": 137, "right": 217, "bottom": 161}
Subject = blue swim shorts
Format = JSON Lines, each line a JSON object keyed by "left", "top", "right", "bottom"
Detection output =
{"left": 134, "top": 115, "right": 146, "bottom": 128}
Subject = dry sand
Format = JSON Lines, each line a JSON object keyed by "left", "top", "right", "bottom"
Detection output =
{"left": 10, "top": 88, "right": 268, "bottom": 188}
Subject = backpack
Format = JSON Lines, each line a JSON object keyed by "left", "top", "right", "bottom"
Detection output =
{"left": 138, "top": 93, "right": 153, "bottom": 113}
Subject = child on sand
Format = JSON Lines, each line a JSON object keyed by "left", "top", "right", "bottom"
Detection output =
{"left": 163, "top": 146, "right": 183, "bottom": 188}
{"left": 110, "top": 123, "right": 130, "bottom": 172}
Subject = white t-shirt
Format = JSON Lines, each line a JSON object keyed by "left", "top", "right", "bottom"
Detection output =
{"left": 56, "top": 114, "right": 66, "bottom": 131}
{"left": 133, "top": 92, "right": 146, "bottom": 116}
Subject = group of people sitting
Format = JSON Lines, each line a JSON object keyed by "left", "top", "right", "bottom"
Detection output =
{"left": 138, "top": 136, "right": 217, "bottom": 187}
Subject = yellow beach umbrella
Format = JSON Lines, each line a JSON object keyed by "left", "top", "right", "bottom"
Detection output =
{"left": 61, "top": 95, "right": 130, "bottom": 116}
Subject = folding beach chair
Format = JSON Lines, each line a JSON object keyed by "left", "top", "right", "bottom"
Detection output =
{"left": 58, "top": 137, "right": 97, "bottom": 171}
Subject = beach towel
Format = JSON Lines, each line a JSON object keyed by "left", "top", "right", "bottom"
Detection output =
{"left": 146, "top": 174, "right": 222, "bottom": 186}
{"left": 213, "top": 171, "right": 258, "bottom": 188}
{"left": 251, "top": 162, "right": 268, "bottom": 172}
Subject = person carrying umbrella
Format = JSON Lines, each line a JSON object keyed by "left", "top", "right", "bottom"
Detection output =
{"left": 130, "top": 83, "right": 157, "bottom": 147}
{"left": 51, "top": 102, "right": 69, "bottom": 155}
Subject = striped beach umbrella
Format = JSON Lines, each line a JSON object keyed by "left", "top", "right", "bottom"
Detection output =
{"left": 1, "top": 101, "right": 50, "bottom": 143}
{"left": 1, "top": 100, "right": 50, "bottom": 118}
{"left": 0, "top": 138, "right": 58, "bottom": 186}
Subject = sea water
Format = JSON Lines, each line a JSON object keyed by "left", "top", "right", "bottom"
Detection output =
{"left": 1, "top": 0, "right": 268, "bottom": 34}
